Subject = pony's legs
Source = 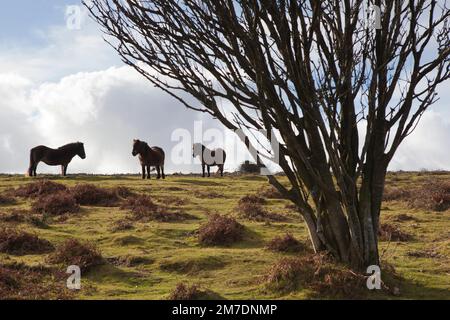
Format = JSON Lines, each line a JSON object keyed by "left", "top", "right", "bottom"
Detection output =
{"left": 141, "top": 165, "right": 146, "bottom": 179}
{"left": 161, "top": 166, "right": 165, "bottom": 179}
{"left": 207, "top": 165, "right": 211, "bottom": 177}
{"left": 156, "top": 166, "right": 161, "bottom": 179}
{"left": 146, "top": 165, "right": 151, "bottom": 179}
{"left": 219, "top": 165, "right": 224, "bottom": 177}
{"left": 201, "top": 164, "right": 205, "bottom": 177}
{"left": 63, "top": 165, "right": 68, "bottom": 176}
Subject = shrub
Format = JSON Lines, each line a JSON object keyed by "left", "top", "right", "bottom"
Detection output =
{"left": 111, "top": 219, "right": 134, "bottom": 232}
{"left": 259, "top": 185, "right": 284, "bottom": 199}
{"left": 237, "top": 202, "right": 285, "bottom": 222}
{"left": 265, "top": 257, "right": 312, "bottom": 292}
{"left": 31, "top": 191, "right": 80, "bottom": 216}
{"left": 0, "top": 210, "right": 26, "bottom": 223}
{"left": 238, "top": 194, "right": 266, "bottom": 205}
{"left": 198, "top": 214, "right": 244, "bottom": 246}
{"left": 378, "top": 223, "right": 412, "bottom": 242}
{"left": 0, "top": 228, "right": 54, "bottom": 255}
{"left": 13, "top": 180, "right": 67, "bottom": 198}
{"left": 407, "top": 179, "right": 450, "bottom": 211}
{"left": 383, "top": 186, "right": 411, "bottom": 201}
{"left": 0, "top": 262, "right": 72, "bottom": 300}
{"left": 47, "top": 239, "right": 103, "bottom": 272}
{"left": 0, "top": 194, "right": 16, "bottom": 205}
{"left": 121, "top": 195, "right": 191, "bottom": 222}
{"left": 264, "top": 254, "right": 369, "bottom": 298}
{"left": 266, "top": 233, "right": 306, "bottom": 253}
{"left": 168, "top": 283, "right": 206, "bottom": 300}
{"left": 71, "top": 184, "right": 120, "bottom": 206}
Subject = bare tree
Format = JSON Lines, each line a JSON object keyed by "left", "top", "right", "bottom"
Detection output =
{"left": 87, "top": 0, "right": 449, "bottom": 269}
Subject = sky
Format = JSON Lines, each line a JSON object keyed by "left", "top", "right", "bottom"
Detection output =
{"left": 0, "top": 1, "right": 449, "bottom": 174}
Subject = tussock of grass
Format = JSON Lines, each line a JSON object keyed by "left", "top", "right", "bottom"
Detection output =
{"left": 168, "top": 283, "right": 207, "bottom": 300}
{"left": 264, "top": 254, "right": 377, "bottom": 299}
{"left": 0, "top": 194, "right": 16, "bottom": 205}
{"left": 407, "top": 180, "right": 450, "bottom": 211}
{"left": 258, "top": 185, "right": 284, "bottom": 199}
{"left": 47, "top": 239, "right": 103, "bottom": 272}
{"left": 13, "top": 180, "right": 67, "bottom": 198}
{"left": 0, "top": 262, "right": 72, "bottom": 300}
{"left": 266, "top": 233, "right": 306, "bottom": 253}
{"left": 237, "top": 202, "right": 286, "bottom": 222}
{"left": 0, "top": 228, "right": 54, "bottom": 255}
{"left": 238, "top": 194, "right": 266, "bottom": 205}
{"left": 71, "top": 184, "right": 121, "bottom": 207}
{"left": 121, "top": 195, "right": 192, "bottom": 222}
{"left": 110, "top": 219, "right": 134, "bottom": 232}
{"left": 378, "top": 223, "right": 412, "bottom": 242}
{"left": 31, "top": 191, "right": 80, "bottom": 216}
{"left": 383, "top": 179, "right": 450, "bottom": 211}
{"left": 198, "top": 214, "right": 244, "bottom": 246}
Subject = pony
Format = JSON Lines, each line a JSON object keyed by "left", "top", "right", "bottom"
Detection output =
{"left": 192, "top": 143, "right": 226, "bottom": 177}
{"left": 28, "top": 142, "right": 86, "bottom": 177}
{"left": 132, "top": 139, "right": 166, "bottom": 179}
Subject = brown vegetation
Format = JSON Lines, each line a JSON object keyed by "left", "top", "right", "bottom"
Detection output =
{"left": 237, "top": 202, "right": 286, "bottom": 222}
{"left": 238, "top": 194, "right": 266, "bottom": 205}
{"left": 264, "top": 254, "right": 373, "bottom": 298}
{"left": 13, "top": 180, "right": 67, "bottom": 198}
{"left": 47, "top": 239, "right": 103, "bottom": 272}
{"left": 31, "top": 191, "right": 80, "bottom": 216}
{"left": 198, "top": 214, "right": 244, "bottom": 246}
{"left": 266, "top": 233, "right": 306, "bottom": 253}
{"left": 258, "top": 185, "right": 284, "bottom": 199}
{"left": 0, "top": 194, "right": 16, "bottom": 205}
{"left": 168, "top": 283, "right": 207, "bottom": 300}
{"left": 378, "top": 223, "right": 412, "bottom": 242}
{"left": 0, "top": 262, "right": 72, "bottom": 300}
{"left": 71, "top": 184, "right": 121, "bottom": 206}
{"left": 383, "top": 179, "right": 450, "bottom": 211}
{"left": 0, "top": 228, "right": 54, "bottom": 255}
{"left": 121, "top": 195, "right": 191, "bottom": 222}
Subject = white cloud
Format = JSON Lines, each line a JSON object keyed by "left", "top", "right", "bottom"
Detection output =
{"left": 0, "top": 14, "right": 449, "bottom": 175}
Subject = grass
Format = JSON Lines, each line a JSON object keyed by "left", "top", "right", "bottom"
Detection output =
{"left": 0, "top": 172, "right": 448, "bottom": 299}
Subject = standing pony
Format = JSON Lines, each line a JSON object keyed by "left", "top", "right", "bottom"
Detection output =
{"left": 192, "top": 143, "right": 226, "bottom": 177}
{"left": 132, "top": 139, "right": 166, "bottom": 179}
{"left": 28, "top": 142, "right": 86, "bottom": 177}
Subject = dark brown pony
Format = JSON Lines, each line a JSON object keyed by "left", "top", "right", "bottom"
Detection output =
{"left": 28, "top": 142, "right": 86, "bottom": 177}
{"left": 132, "top": 139, "right": 166, "bottom": 179}
{"left": 193, "top": 143, "right": 226, "bottom": 177}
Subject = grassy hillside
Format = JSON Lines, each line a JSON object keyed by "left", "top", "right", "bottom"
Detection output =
{"left": 0, "top": 172, "right": 449, "bottom": 300}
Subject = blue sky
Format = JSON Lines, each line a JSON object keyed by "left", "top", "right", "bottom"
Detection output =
{"left": 0, "top": 1, "right": 449, "bottom": 174}
{"left": 0, "top": 1, "right": 73, "bottom": 44}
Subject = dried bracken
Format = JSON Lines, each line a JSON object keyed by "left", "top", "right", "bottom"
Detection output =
{"left": 0, "top": 228, "right": 54, "bottom": 255}
{"left": 13, "top": 180, "right": 67, "bottom": 198}
{"left": 47, "top": 239, "right": 103, "bottom": 272}
{"left": 31, "top": 191, "right": 80, "bottom": 216}
{"left": 378, "top": 223, "right": 412, "bottom": 242}
{"left": 266, "top": 233, "right": 306, "bottom": 253}
{"left": 198, "top": 214, "right": 244, "bottom": 246}
{"left": 71, "top": 184, "right": 121, "bottom": 206}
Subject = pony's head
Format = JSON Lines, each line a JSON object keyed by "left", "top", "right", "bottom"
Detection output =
{"left": 77, "top": 142, "right": 86, "bottom": 159}
{"left": 132, "top": 139, "right": 144, "bottom": 156}
{"left": 192, "top": 143, "right": 203, "bottom": 158}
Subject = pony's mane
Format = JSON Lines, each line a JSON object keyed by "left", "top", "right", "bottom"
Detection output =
{"left": 58, "top": 142, "right": 81, "bottom": 151}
